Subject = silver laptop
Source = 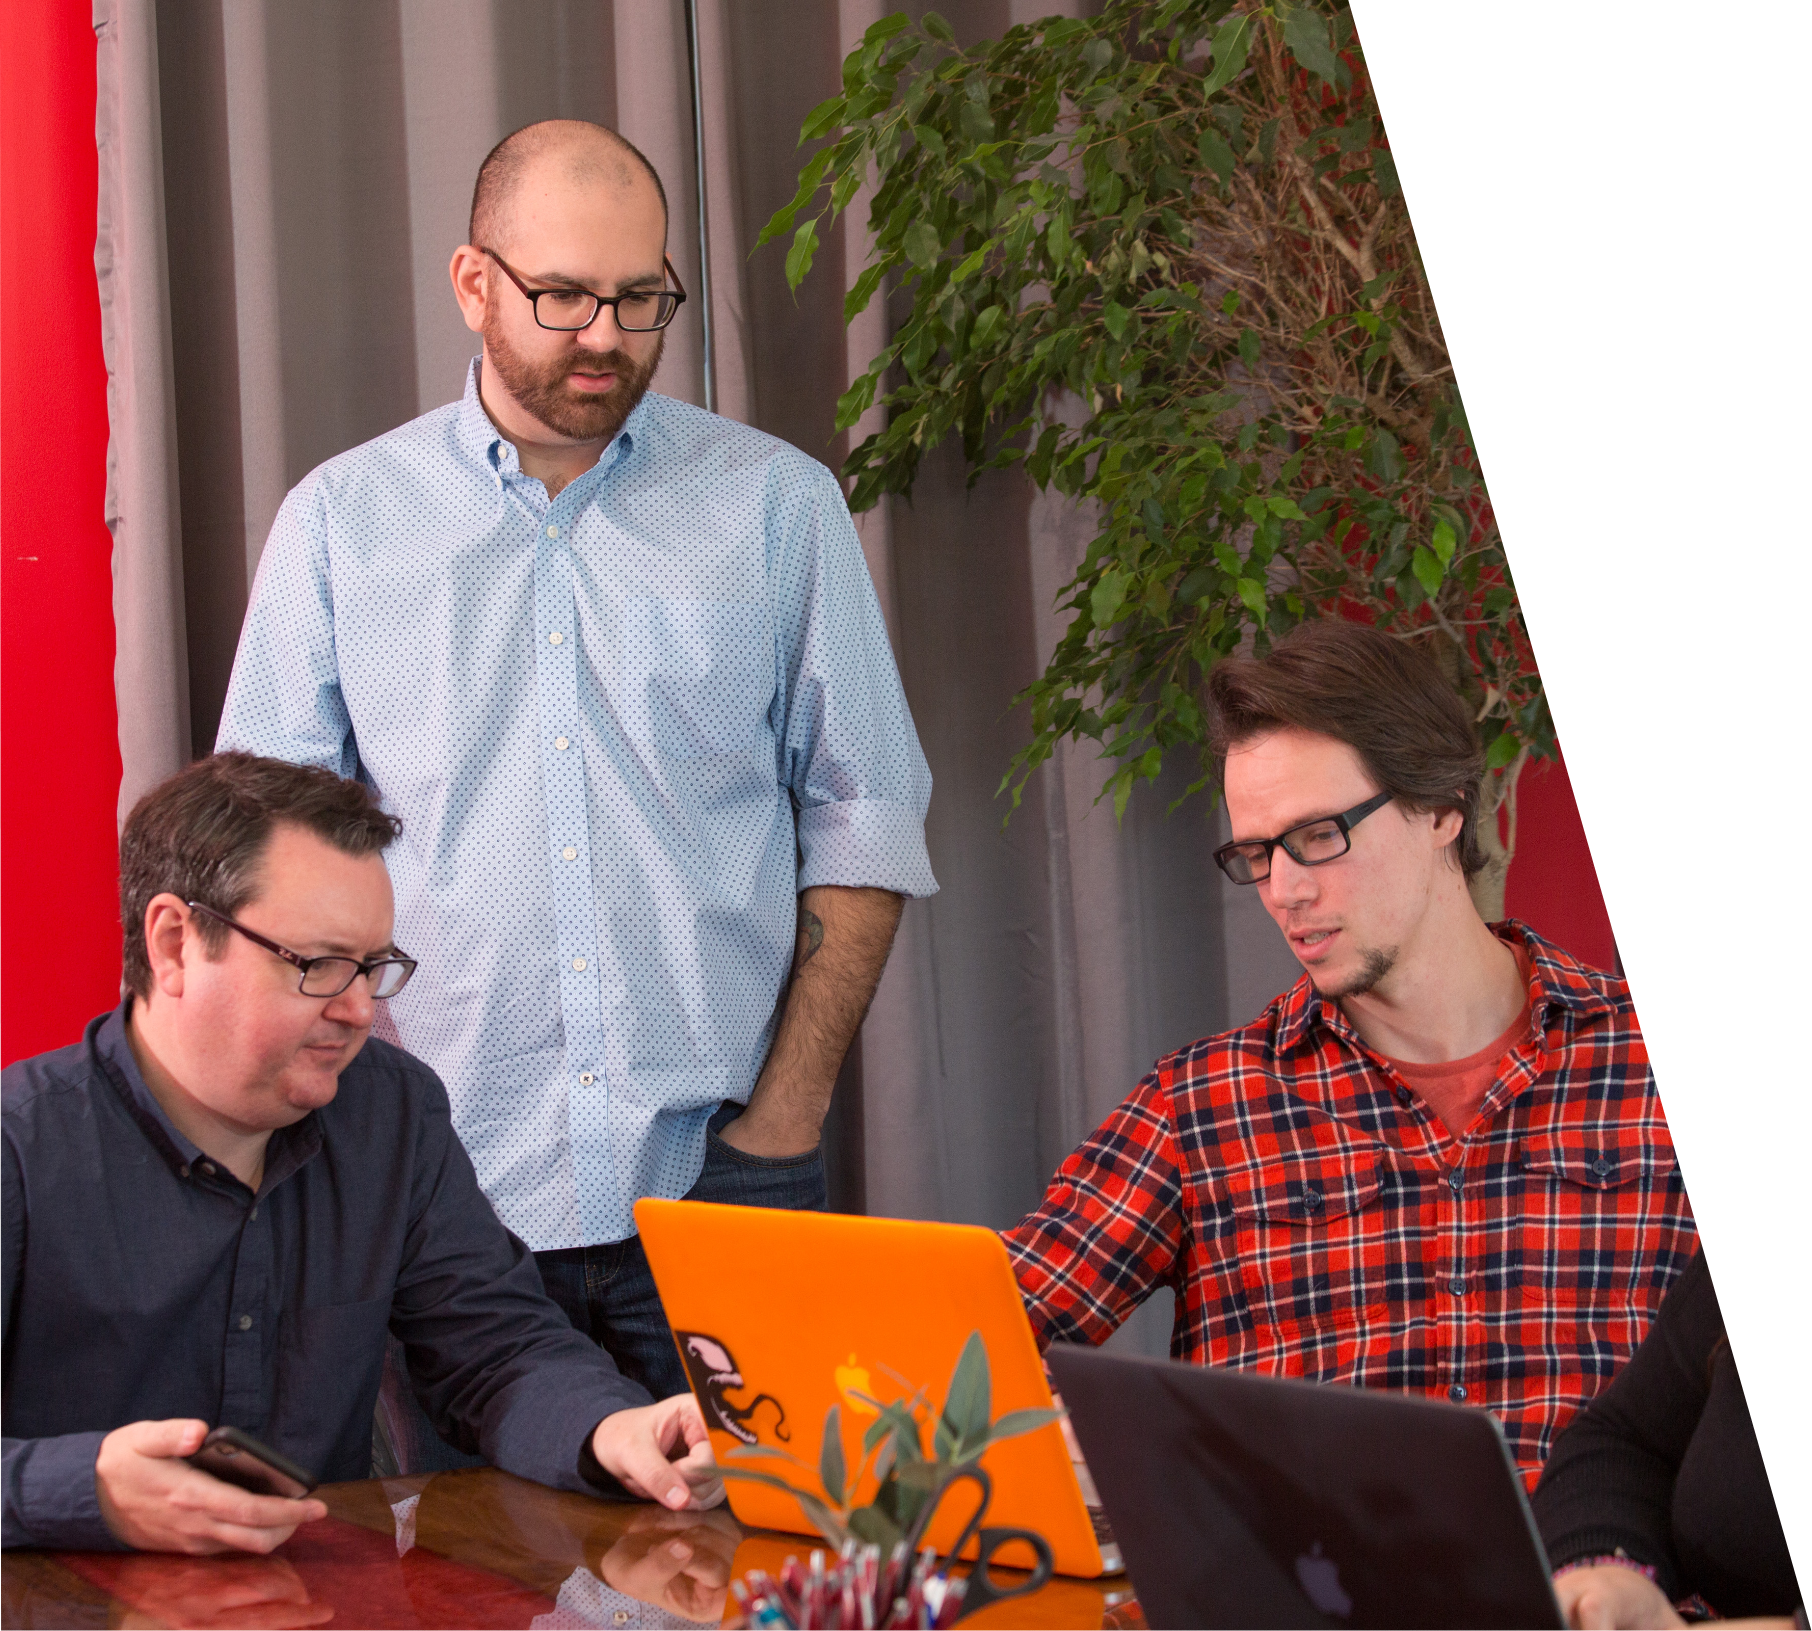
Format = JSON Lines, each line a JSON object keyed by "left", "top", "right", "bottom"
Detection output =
{"left": 1048, "top": 1345, "right": 1566, "bottom": 1629}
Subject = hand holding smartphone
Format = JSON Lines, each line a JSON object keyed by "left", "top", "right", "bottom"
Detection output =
{"left": 186, "top": 1426, "right": 320, "bottom": 1500}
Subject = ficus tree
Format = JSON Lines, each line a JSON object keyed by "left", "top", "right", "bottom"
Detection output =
{"left": 762, "top": 0, "right": 1552, "bottom": 917}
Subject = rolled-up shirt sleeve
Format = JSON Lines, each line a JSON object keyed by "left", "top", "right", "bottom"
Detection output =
{"left": 214, "top": 477, "right": 359, "bottom": 775}
{"left": 771, "top": 463, "right": 936, "bottom": 899}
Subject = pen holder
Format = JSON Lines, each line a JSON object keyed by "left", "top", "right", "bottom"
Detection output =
{"left": 728, "top": 1487, "right": 1055, "bottom": 1629}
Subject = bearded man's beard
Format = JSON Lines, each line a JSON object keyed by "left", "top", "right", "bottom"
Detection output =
{"left": 483, "top": 314, "right": 663, "bottom": 443}
{"left": 1314, "top": 943, "right": 1398, "bottom": 1000}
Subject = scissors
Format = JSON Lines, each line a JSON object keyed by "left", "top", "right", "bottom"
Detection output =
{"left": 900, "top": 1464, "right": 1055, "bottom": 1625}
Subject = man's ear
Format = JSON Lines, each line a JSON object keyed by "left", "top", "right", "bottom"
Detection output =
{"left": 449, "top": 245, "right": 490, "bottom": 337}
{"left": 1428, "top": 804, "right": 1470, "bottom": 871}
{"left": 141, "top": 894, "right": 194, "bottom": 1000}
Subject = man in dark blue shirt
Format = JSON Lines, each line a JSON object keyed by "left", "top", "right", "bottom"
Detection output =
{"left": 2, "top": 754, "right": 722, "bottom": 1553}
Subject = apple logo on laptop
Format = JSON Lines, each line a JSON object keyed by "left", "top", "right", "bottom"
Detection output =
{"left": 1296, "top": 1542, "right": 1354, "bottom": 1618}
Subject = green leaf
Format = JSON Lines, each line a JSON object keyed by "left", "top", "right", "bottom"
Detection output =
{"left": 1238, "top": 329, "right": 1261, "bottom": 370}
{"left": 1431, "top": 517, "right": 1457, "bottom": 567}
{"left": 971, "top": 304, "right": 1005, "bottom": 349}
{"left": 1103, "top": 302, "right": 1131, "bottom": 340}
{"left": 819, "top": 1403, "right": 846, "bottom": 1508}
{"left": 940, "top": 1332, "right": 991, "bottom": 1460}
{"left": 979, "top": 1407, "right": 1064, "bottom": 1447}
{"left": 921, "top": 10, "right": 955, "bottom": 45}
{"left": 848, "top": 1504, "right": 904, "bottom": 1551}
{"left": 1091, "top": 570, "right": 1128, "bottom": 628}
{"left": 799, "top": 95, "right": 848, "bottom": 143}
{"left": 1280, "top": 3, "right": 1342, "bottom": 83}
{"left": 1197, "top": 127, "right": 1235, "bottom": 187}
{"left": 720, "top": 1469, "right": 849, "bottom": 1548}
{"left": 1485, "top": 731, "right": 1522, "bottom": 770}
{"left": 785, "top": 218, "right": 821, "bottom": 290}
{"left": 1235, "top": 577, "right": 1268, "bottom": 616}
{"left": 1202, "top": 11, "right": 1254, "bottom": 98}
{"left": 1266, "top": 496, "right": 1307, "bottom": 520}
{"left": 1411, "top": 544, "right": 1443, "bottom": 597}
{"left": 845, "top": 262, "right": 887, "bottom": 324}
{"left": 913, "top": 122, "right": 947, "bottom": 162}
{"left": 1373, "top": 146, "right": 1400, "bottom": 199}
{"left": 903, "top": 218, "right": 942, "bottom": 269}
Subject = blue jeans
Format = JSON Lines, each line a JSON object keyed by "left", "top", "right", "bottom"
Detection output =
{"left": 376, "top": 1101, "right": 826, "bottom": 1474}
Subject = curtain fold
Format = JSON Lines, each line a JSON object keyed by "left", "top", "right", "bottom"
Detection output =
{"left": 96, "top": 1, "right": 1302, "bottom": 1346}
{"left": 95, "top": 0, "right": 189, "bottom": 822}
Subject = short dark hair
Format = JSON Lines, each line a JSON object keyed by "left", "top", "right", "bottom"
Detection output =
{"left": 1206, "top": 620, "right": 1487, "bottom": 878}
{"left": 119, "top": 753, "right": 400, "bottom": 998}
{"left": 469, "top": 119, "right": 668, "bottom": 249}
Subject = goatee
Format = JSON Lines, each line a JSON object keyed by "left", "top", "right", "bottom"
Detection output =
{"left": 483, "top": 316, "right": 663, "bottom": 444}
{"left": 1314, "top": 943, "right": 1397, "bottom": 1000}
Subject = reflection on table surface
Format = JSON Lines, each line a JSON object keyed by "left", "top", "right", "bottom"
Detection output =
{"left": 0, "top": 1467, "right": 1143, "bottom": 1630}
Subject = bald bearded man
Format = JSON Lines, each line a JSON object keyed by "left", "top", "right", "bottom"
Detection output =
{"left": 217, "top": 121, "right": 936, "bottom": 1445}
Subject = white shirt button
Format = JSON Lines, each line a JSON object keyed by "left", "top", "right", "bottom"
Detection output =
{"left": 546, "top": 524, "right": 559, "bottom": 538}
{"left": 237, "top": 1314, "right": 253, "bottom": 1331}
{"left": 572, "top": 957, "right": 587, "bottom": 972}
{"left": 548, "top": 631, "right": 564, "bottom": 645}
{"left": 562, "top": 846, "right": 578, "bottom": 860}
{"left": 555, "top": 736, "right": 569, "bottom": 750}
{"left": 579, "top": 1072, "right": 595, "bottom": 1086}
{"left": 199, "top": 1162, "right": 216, "bottom": 1176}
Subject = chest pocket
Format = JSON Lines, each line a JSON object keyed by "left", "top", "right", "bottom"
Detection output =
{"left": 606, "top": 595, "right": 773, "bottom": 759}
{"left": 1222, "top": 1149, "right": 1389, "bottom": 1374}
{"left": 1518, "top": 1132, "right": 1678, "bottom": 1310}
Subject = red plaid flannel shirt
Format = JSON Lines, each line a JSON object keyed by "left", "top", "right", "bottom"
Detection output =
{"left": 1005, "top": 922, "right": 1696, "bottom": 1483}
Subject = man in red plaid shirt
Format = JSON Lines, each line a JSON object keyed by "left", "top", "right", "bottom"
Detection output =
{"left": 1004, "top": 622, "right": 1694, "bottom": 1482}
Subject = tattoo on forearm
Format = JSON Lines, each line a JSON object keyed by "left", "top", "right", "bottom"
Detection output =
{"left": 794, "top": 908, "right": 825, "bottom": 974}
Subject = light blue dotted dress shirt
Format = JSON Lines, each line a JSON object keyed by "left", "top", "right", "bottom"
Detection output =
{"left": 217, "top": 360, "right": 937, "bottom": 1249}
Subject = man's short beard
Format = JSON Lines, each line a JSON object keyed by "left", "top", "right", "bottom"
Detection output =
{"left": 1314, "top": 943, "right": 1398, "bottom": 1000}
{"left": 483, "top": 309, "right": 663, "bottom": 443}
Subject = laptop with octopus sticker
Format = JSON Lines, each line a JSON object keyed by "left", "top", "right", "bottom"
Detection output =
{"left": 634, "top": 1197, "right": 1122, "bottom": 1579}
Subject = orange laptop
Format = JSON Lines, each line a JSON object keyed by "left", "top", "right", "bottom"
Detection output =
{"left": 634, "top": 1198, "right": 1120, "bottom": 1579}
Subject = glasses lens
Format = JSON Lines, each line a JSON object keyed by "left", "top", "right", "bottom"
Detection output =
{"left": 369, "top": 960, "right": 416, "bottom": 1000}
{"left": 1217, "top": 844, "right": 1269, "bottom": 884}
{"left": 534, "top": 290, "right": 602, "bottom": 331}
{"left": 616, "top": 291, "right": 680, "bottom": 332}
{"left": 1282, "top": 818, "right": 1350, "bottom": 866}
{"left": 298, "top": 958, "right": 361, "bottom": 997}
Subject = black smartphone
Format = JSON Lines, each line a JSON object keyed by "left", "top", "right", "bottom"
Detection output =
{"left": 186, "top": 1426, "right": 319, "bottom": 1499}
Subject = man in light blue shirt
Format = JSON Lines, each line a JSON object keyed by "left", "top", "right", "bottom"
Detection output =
{"left": 217, "top": 120, "right": 936, "bottom": 1415}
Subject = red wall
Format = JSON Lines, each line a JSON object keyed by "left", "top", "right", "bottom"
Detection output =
{"left": 1504, "top": 752, "right": 1616, "bottom": 975}
{"left": 1, "top": 0, "right": 124, "bottom": 1065}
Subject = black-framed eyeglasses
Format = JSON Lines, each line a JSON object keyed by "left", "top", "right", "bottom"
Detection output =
{"left": 1213, "top": 790, "right": 1394, "bottom": 885}
{"left": 188, "top": 902, "right": 418, "bottom": 1000}
{"left": 481, "top": 248, "right": 687, "bottom": 332}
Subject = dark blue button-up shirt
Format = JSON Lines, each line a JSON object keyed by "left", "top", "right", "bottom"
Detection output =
{"left": 2, "top": 1007, "right": 652, "bottom": 1550}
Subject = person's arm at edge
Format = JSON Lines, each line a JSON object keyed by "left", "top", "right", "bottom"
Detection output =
{"left": 724, "top": 461, "right": 934, "bottom": 1155}
{"left": 1532, "top": 1251, "right": 1716, "bottom": 1612}
{"left": 1000, "top": 1066, "right": 1187, "bottom": 1350}
{"left": 382, "top": 1059, "right": 719, "bottom": 1506}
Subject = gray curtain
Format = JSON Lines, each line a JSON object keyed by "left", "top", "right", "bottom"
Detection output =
{"left": 95, "top": 0, "right": 1301, "bottom": 1355}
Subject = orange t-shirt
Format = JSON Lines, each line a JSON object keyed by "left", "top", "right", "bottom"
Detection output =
{"left": 1384, "top": 948, "right": 1534, "bottom": 1140}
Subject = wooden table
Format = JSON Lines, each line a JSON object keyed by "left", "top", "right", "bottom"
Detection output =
{"left": 0, "top": 1467, "right": 1143, "bottom": 1629}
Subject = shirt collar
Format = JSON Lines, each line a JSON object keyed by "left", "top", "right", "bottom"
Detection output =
{"left": 1272, "top": 917, "right": 1616, "bottom": 1056}
{"left": 93, "top": 1001, "right": 324, "bottom": 1194}
{"left": 454, "top": 355, "right": 642, "bottom": 486}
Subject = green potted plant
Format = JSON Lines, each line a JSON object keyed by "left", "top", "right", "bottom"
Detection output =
{"left": 763, "top": 1, "right": 1551, "bottom": 916}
